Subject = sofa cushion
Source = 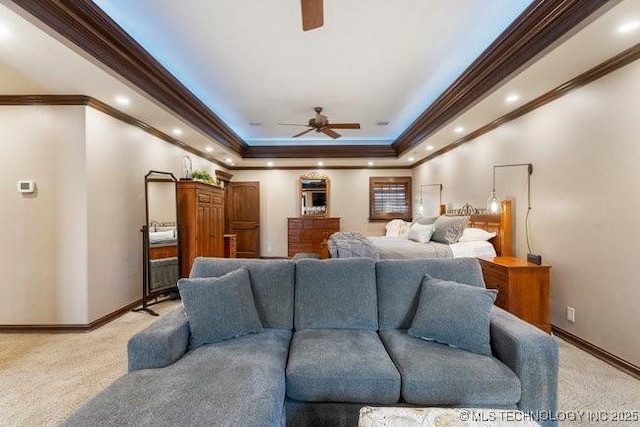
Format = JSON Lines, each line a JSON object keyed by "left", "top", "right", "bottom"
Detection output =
{"left": 64, "top": 329, "right": 292, "bottom": 427}
{"left": 376, "top": 258, "right": 486, "bottom": 330}
{"left": 408, "top": 276, "right": 497, "bottom": 356}
{"left": 178, "top": 268, "right": 262, "bottom": 348}
{"left": 295, "top": 258, "right": 378, "bottom": 330}
{"left": 379, "top": 329, "right": 521, "bottom": 406}
{"left": 190, "top": 258, "right": 295, "bottom": 329}
{"left": 286, "top": 329, "right": 400, "bottom": 404}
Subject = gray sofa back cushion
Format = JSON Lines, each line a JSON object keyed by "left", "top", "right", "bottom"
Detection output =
{"left": 376, "top": 258, "right": 485, "bottom": 330}
{"left": 190, "top": 258, "right": 295, "bottom": 329}
{"left": 295, "top": 258, "right": 378, "bottom": 330}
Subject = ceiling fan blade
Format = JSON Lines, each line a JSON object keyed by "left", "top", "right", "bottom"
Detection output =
{"left": 278, "top": 123, "right": 310, "bottom": 127}
{"left": 321, "top": 128, "right": 341, "bottom": 139}
{"left": 292, "top": 128, "right": 314, "bottom": 138}
{"left": 326, "top": 123, "right": 361, "bottom": 129}
{"left": 301, "top": 0, "right": 323, "bottom": 31}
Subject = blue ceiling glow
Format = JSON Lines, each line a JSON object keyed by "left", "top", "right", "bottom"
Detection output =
{"left": 92, "top": 0, "right": 533, "bottom": 146}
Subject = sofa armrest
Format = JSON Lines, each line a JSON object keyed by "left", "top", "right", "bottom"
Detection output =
{"left": 127, "top": 307, "right": 190, "bottom": 372}
{"left": 490, "top": 307, "right": 558, "bottom": 420}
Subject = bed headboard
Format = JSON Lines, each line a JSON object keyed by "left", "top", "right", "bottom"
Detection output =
{"left": 441, "top": 201, "right": 512, "bottom": 257}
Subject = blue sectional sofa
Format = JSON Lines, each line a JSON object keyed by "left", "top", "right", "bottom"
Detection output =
{"left": 64, "top": 257, "right": 558, "bottom": 427}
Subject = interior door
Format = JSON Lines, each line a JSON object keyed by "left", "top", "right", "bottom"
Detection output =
{"left": 227, "top": 182, "right": 260, "bottom": 258}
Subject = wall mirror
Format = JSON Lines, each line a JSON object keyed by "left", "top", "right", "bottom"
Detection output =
{"left": 300, "top": 172, "right": 330, "bottom": 216}
{"left": 136, "top": 170, "right": 181, "bottom": 316}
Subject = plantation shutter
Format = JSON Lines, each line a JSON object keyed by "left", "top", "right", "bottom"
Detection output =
{"left": 369, "top": 177, "right": 412, "bottom": 221}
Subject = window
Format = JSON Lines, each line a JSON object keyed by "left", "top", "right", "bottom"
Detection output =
{"left": 369, "top": 176, "right": 412, "bottom": 221}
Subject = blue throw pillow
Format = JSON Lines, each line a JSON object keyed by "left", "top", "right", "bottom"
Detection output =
{"left": 178, "top": 268, "right": 262, "bottom": 349}
{"left": 408, "top": 275, "right": 497, "bottom": 356}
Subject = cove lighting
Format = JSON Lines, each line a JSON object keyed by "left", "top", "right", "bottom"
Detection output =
{"left": 205, "top": 147, "right": 214, "bottom": 153}
{"left": 618, "top": 21, "right": 639, "bottom": 34}
{"left": 454, "top": 126, "right": 465, "bottom": 134}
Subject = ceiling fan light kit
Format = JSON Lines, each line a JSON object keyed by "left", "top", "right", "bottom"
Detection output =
{"left": 280, "top": 107, "right": 361, "bottom": 139}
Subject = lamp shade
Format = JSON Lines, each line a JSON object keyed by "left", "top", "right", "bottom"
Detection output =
{"left": 487, "top": 191, "right": 501, "bottom": 213}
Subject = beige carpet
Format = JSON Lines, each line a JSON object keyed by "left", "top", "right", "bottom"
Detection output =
{"left": 1, "top": 302, "right": 638, "bottom": 427}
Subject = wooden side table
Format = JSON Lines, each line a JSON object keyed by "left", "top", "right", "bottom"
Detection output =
{"left": 477, "top": 257, "right": 551, "bottom": 333}
{"left": 223, "top": 234, "right": 237, "bottom": 258}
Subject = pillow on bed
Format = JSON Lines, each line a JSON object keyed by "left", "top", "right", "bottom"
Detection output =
{"left": 413, "top": 215, "right": 439, "bottom": 226}
{"left": 407, "top": 223, "right": 434, "bottom": 243}
{"left": 408, "top": 275, "right": 497, "bottom": 356}
{"left": 459, "top": 227, "right": 496, "bottom": 242}
{"left": 431, "top": 216, "right": 469, "bottom": 244}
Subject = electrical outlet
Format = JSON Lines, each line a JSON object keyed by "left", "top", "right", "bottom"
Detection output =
{"left": 567, "top": 306, "right": 575, "bottom": 323}
{"left": 267, "top": 246, "right": 273, "bottom": 253}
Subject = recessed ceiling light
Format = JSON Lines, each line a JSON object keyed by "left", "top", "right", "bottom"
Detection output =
{"left": 172, "top": 128, "right": 183, "bottom": 136}
{"left": 367, "top": 161, "right": 374, "bottom": 166}
{"left": 249, "top": 122, "right": 262, "bottom": 127}
{"left": 317, "top": 161, "right": 324, "bottom": 166}
{"left": 618, "top": 21, "right": 639, "bottom": 34}
{"left": 115, "top": 96, "right": 130, "bottom": 106}
{"left": 267, "top": 161, "right": 274, "bottom": 167}
{"left": 376, "top": 121, "right": 390, "bottom": 126}
{"left": 0, "top": 23, "right": 10, "bottom": 40}
{"left": 225, "top": 157, "right": 233, "bottom": 164}
{"left": 408, "top": 157, "right": 415, "bottom": 162}
{"left": 426, "top": 145, "right": 434, "bottom": 151}
{"left": 506, "top": 94, "right": 520, "bottom": 103}
{"left": 205, "top": 147, "right": 214, "bottom": 153}
{"left": 454, "top": 126, "right": 464, "bottom": 134}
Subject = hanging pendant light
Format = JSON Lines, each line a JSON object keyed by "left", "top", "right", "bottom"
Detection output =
{"left": 487, "top": 190, "right": 501, "bottom": 213}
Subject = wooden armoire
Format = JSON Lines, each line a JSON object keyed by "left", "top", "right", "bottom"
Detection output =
{"left": 177, "top": 181, "right": 225, "bottom": 277}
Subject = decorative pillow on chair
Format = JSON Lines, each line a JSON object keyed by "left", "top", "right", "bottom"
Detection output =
{"left": 407, "top": 223, "right": 434, "bottom": 243}
{"left": 178, "top": 268, "right": 262, "bottom": 349}
{"left": 431, "top": 216, "right": 469, "bottom": 244}
{"left": 408, "top": 275, "right": 497, "bottom": 356}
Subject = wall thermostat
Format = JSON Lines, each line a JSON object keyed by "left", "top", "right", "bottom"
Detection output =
{"left": 17, "top": 180, "right": 36, "bottom": 193}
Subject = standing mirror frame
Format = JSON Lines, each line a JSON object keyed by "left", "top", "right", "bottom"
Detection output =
{"left": 135, "top": 170, "right": 181, "bottom": 316}
{"left": 300, "top": 172, "right": 330, "bottom": 216}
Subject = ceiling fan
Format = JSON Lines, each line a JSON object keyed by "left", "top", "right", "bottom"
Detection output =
{"left": 301, "top": 0, "right": 324, "bottom": 31}
{"left": 279, "top": 107, "right": 361, "bottom": 139}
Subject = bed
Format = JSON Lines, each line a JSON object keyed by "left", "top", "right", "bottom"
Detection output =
{"left": 328, "top": 201, "right": 512, "bottom": 260}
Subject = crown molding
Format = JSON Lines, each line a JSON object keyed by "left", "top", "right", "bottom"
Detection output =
{"left": 10, "top": 0, "right": 248, "bottom": 155}
{"left": 412, "top": 43, "right": 640, "bottom": 168}
{"left": 10, "top": 0, "right": 616, "bottom": 161}
{"left": 0, "top": 94, "right": 226, "bottom": 167}
{"left": 392, "top": 0, "right": 618, "bottom": 155}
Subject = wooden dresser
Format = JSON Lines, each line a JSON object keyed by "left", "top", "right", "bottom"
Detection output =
{"left": 478, "top": 256, "right": 551, "bottom": 333}
{"left": 288, "top": 217, "right": 340, "bottom": 258}
{"left": 177, "top": 181, "right": 225, "bottom": 277}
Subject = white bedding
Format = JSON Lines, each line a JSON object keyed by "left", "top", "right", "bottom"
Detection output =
{"left": 449, "top": 240, "right": 496, "bottom": 258}
{"left": 367, "top": 235, "right": 496, "bottom": 259}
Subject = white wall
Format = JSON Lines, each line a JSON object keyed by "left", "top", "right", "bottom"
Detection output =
{"left": 0, "top": 106, "right": 88, "bottom": 324}
{"left": 414, "top": 60, "right": 640, "bottom": 366}
{"left": 85, "top": 108, "right": 218, "bottom": 322}
{"left": 231, "top": 168, "right": 411, "bottom": 257}
{"left": 0, "top": 104, "right": 218, "bottom": 325}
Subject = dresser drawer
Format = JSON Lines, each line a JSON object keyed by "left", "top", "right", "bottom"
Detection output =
{"left": 483, "top": 274, "right": 509, "bottom": 305}
{"left": 197, "top": 191, "right": 211, "bottom": 204}
{"left": 288, "top": 243, "right": 314, "bottom": 257}
{"left": 315, "top": 218, "right": 340, "bottom": 231}
{"left": 288, "top": 219, "right": 303, "bottom": 229}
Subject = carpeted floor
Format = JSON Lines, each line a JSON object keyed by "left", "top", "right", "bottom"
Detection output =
{"left": 1, "top": 301, "right": 638, "bottom": 427}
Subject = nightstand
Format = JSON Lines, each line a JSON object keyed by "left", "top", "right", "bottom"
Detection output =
{"left": 477, "top": 256, "right": 551, "bottom": 333}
